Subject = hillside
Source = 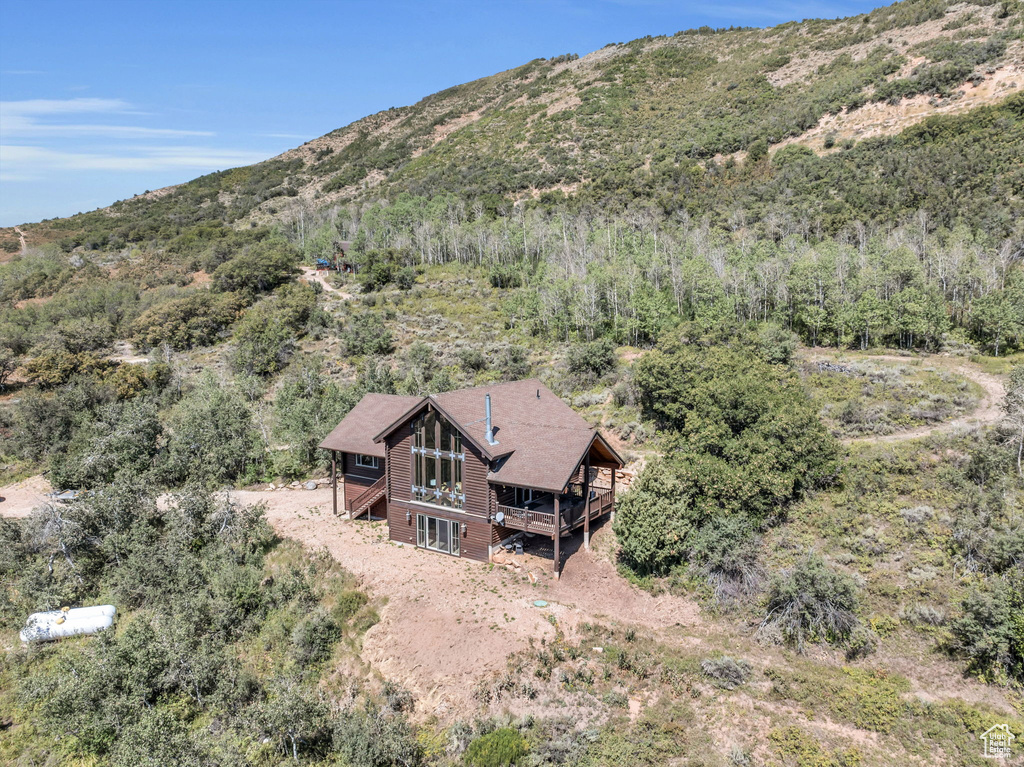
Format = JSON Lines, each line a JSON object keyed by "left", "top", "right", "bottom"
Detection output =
{"left": 3, "top": 0, "right": 1021, "bottom": 251}
{"left": 1, "top": 1, "right": 1024, "bottom": 765}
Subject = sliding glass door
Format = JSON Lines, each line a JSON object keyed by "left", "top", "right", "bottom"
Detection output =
{"left": 416, "top": 513, "right": 461, "bottom": 556}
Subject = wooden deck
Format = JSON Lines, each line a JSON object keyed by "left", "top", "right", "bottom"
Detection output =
{"left": 495, "top": 487, "right": 614, "bottom": 536}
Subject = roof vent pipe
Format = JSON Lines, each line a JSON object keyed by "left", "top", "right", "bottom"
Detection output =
{"left": 485, "top": 394, "right": 498, "bottom": 445}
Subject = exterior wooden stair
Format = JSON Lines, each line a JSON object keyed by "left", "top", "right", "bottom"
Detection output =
{"left": 350, "top": 476, "right": 386, "bottom": 519}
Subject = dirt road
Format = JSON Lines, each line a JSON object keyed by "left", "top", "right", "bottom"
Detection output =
{"left": 839, "top": 355, "right": 1006, "bottom": 445}
{"left": 14, "top": 226, "right": 27, "bottom": 254}
{"left": 299, "top": 266, "right": 352, "bottom": 298}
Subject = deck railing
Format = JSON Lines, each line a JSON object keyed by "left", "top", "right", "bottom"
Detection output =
{"left": 496, "top": 487, "right": 615, "bottom": 535}
{"left": 587, "top": 487, "right": 614, "bottom": 519}
{"left": 349, "top": 476, "right": 386, "bottom": 518}
{"left": 495, "top": 503, "right": 556, "bottom": 534}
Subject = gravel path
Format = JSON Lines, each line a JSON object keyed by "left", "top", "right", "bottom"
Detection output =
{"left": 840, "top": 355, "right": 1006, "bottom": 445}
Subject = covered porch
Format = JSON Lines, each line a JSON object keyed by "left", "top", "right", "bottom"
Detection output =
{"left": 490, "top": 435, "right": 621, "bottom": 577}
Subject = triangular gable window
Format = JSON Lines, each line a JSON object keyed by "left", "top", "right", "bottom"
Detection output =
{"left": 411, "top": 410, "right": 464, "bottom": 508}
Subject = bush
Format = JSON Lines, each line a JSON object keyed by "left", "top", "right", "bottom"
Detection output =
{"left": 291, "top": 608, "right": 342, "bottom": 665}
{"left": 20, "top": 345, "right": 113, "bottom": 387}
{"left": 701, "top": 656, "right": 752, "bottom": 689}
{"left": 634, "top": 344, "right": 839, "bottom": 513}
{"left": 566, "top": 338, "right": 617, "bottom": 381}
{"left": 458, "top": 348, "right": 488, "bottom": 373}
{"left": 746, "top": 138, "right": 769, "bottom": 162}
{"left": 231, "top": 305, "right": 296, "bottom": 376}
{"left": 761, "top": 553, "right": 860, "bottom": 651}
{"left": 618, "top": 343, "right": 839, "bottom": 583}
{"left": 756, "top": 323, "right": 799, "bottom": 365}
{"left": 464, "top": 728, "right": 528, "bottom": 767}
{"left": 614, "top": 460, "right": 693, "bottom": 576}
{"left": 343, "top": 313, "right": 394, "bottom": 356}
{"left": 332, "top": 704, "right": 423, "bottom": 767}
{"left": 164, "top": 375, "right": 262, "bottom": 485}
{"left": 497, "top": 346, "right": 530, "bottom": 381}
{"left": 49, "top": 399, "right": 163, "bottom": 489}
{"left": 132, "top": 291, "right": 245, "bottom": 351}
{"left": 948, "top": 569, "right": 1024, "bottom": 686}
{"left": 211, "top": 238, "right": 299, "bottom": 296}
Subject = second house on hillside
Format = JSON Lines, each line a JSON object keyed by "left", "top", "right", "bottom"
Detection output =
{"left": 319, "top": 379, "right": 623, "bottom": 576}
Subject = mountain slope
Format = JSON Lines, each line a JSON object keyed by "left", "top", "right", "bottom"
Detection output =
{"left": 277, "top": 0, "right": 1021, "bottom": 208}
{"left": 6, "top": 0, "right": 1021, "bottom": 250}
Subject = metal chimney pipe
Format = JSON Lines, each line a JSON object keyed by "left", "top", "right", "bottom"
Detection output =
{"left": 485, "top": 394, "right": 498, "bottom": 445}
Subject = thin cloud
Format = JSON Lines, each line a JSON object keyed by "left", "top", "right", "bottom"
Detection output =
{"left": 0, "top": 144, "right": 273, "bottom": 179}
{"left": 0, "top": 97, "right": 213, "bottom": 139}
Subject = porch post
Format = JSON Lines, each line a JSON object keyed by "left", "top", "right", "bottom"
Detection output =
{"left": 583, "top": 455, "right": 591, "bottom": 550}
{"left": 553, "top": 495, "right": 561, "bottom": 579}
{"left": 610, "top": 470, "right": 616, "bottom": 523}
{"left": 331, "top": 451, "right": 338, "bottom": 516}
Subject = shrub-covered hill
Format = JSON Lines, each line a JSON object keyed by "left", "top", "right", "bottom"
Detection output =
{"left": 9, "top": 0, "right": 1023, "bottom": 248}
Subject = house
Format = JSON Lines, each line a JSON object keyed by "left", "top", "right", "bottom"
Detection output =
{"left": 319, "top": 379, "right": 624, "bottom": 576}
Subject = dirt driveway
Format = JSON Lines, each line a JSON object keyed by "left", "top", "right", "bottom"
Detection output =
{"left": 233, "top": 487, "right": 705, "bottom": 718}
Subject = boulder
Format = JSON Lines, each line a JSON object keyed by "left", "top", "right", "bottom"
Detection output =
{"left": 305, "top": 481, "right": 318, "bottom": 490}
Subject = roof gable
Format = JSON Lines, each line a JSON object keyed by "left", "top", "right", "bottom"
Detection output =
{"left": 347, "top": 379, "right": 624, "bottom": 492}
{"left": 318, "top": 393, "right": 422, "bottom": 458}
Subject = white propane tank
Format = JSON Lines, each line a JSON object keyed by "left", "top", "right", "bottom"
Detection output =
{"left": 20, "top": 605, "right": 117, "bottom": 643}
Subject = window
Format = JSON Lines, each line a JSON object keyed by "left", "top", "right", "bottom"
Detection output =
{"left": 355, "top": 454, "right": 379, "bottom": 469}
{"left": 416, "top": 514, "right": 461, "bottom": 556}
{"left": 411, "top": 410, "right": 465, "bottom": 508}
{"left": 514, "top": 488, "right": 537, "bottom": 507}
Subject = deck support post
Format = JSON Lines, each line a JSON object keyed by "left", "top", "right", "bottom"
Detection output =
{"left": 331, "top": 451, "right": 338, "bottom": 516}
{"left": 553, "top": 495, "right": 561, "bottom": 579}
{"left": 583, "top": 455, "right": 591, "bottom": 550}
{"left": 610, "top": 470, "right": 616, "bottom": 523}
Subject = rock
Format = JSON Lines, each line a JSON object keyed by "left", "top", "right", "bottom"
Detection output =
{"left": 268, "top": 483, "right": 276, "bottom": 490}
{"left": 290, "top": 481, "right": 300, "bottom": 488}
{"left": 305, "top": 481, "right": 318, "bottom": 490}
{"left": 593, "top": 646, "right": 604, "bottom": 653}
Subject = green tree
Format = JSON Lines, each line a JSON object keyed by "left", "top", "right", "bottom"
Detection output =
{"left": 49, "top": 399, "right": 163, "bottom": 489}
{"left": 211, "top": 237, "right": 299, "bottom": 296}
{"left": 231, "top": 305, "right": 296, "bottom": 376}
{"left": 165, "top": 375, "right": 262, "bottom": 485}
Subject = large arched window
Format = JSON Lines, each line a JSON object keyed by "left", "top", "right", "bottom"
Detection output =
{"left": 411, "top": 410, "right": 465, "bottom": 508}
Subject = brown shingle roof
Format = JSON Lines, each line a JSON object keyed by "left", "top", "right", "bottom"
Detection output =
{"left": 319, "top": 393, "right": 421, "bottom": 458}
{"left": 431, "top": 379, "right": 622, "bottom": 493}
{"left": 340, "top": 380, "right": 623, "bottom": 493}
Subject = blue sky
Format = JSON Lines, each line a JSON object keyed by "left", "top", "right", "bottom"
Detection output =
{"left": 0, "top": 0, "right": 879, "bottom": 226}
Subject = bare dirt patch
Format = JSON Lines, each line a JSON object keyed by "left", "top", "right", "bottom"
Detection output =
{"left": 228, "top": 487, "right": 705, "bottom": 719}
{"left": 299, "top": 265, "right": 352, "bottom": 298}
{"left": 772, "top": 61, "right": 1023, "bottom": 157}
{"left": 0, "top": 475, "right": 52, "bottom": 518}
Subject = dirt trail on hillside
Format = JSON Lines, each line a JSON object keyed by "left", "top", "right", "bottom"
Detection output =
{"left": 837, "top": 355, "right": 1006, "bottom": 446}
{"left": 299, "top": 266, "right": 352, "bottom": 298}
{"left": 14, "top": 226, "right": 27, "bottom": 254}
